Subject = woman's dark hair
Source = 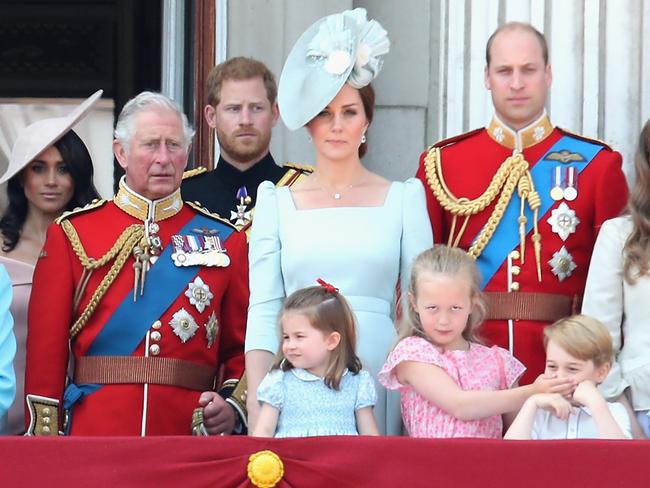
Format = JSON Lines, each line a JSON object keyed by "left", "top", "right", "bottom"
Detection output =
{"left": 358, "top": 83, "right": 375, "bottom": 158}
{"left": 0, "top": 130, "right": 100, "bottom": 252}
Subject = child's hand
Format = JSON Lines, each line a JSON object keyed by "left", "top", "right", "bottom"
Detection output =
{"left": 534, "top": 393, "right": 574, "bottom": 420}
{"left": 532, "top": 373, "right": 575, "bottom": 396}
{"left": 572, "top": 380, "right": 603, "bottom": 408}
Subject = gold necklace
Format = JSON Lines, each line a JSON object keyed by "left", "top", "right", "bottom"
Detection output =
{"left": 313, "top": 173, "right": 366, "bottom": 200}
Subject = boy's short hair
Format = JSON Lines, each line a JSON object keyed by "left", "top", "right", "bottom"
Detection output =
{"left": 543, "top": 314, "right": 613, "bottom": 367}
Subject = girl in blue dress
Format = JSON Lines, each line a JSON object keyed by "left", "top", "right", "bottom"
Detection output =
{"left": 252, "top": 280, "right": 379, "bottom": 437}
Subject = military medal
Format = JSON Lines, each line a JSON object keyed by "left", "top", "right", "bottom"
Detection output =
{"left": 563, "top": 167, "right": 578, "bottom": 201}
{"left": 185, "top": 276, "right": 214, "bottom": 313}
{"left": 549, "top": 246, "right": 577, "bottom": 282}
{"left": 230, "top": 186, "right": 252, "bottom": 227}
{"left": 547, "top": 202, "right": 580, "bottom": 241}
{"left": 550, "top": 166, "right": 564, "bottom": 201}
{"left": 133, "top": 220, "right": 164, "bottom": 301}
{"left": 204, "top": 311, "right": 218, "bottom": 348}
{"left": 171, "top": 230, "right": 230, "bottom": 268}
{"left": 169, "top": 308, "right": 199, "bottom": 343}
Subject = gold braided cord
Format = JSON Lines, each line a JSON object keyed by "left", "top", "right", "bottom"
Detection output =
{"left": 424, "top": 147, "right": 535, "bottom": 259}
{"left": 466, "top": 159, "right": 529, "bottom": 259}
{"left": 425, "top": 147, "right": 523, "bottom": 216}
{"left": 61, "top": 221, "right": 143, "bottom": 269}
{"left": 61, "top": 220, "right": 145, "bottom": 338}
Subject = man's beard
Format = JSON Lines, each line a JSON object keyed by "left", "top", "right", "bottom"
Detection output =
{"left": 216, "top": 127, "right": 271, "bottom": 164}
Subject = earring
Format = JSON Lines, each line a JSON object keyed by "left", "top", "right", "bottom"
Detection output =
{"left": 361, "top": 134, "right": 367, "bottom": 144}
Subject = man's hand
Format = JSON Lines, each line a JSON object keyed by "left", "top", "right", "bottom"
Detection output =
{"left": 198, "top": 391, "right": 236, "bottom": 435}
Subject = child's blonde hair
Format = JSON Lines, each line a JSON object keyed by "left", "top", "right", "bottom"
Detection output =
{"left": 273, "top": 284, "right": 362, "bottom": 390}
{"left": 543, "top": 314, "right": 613, "bottom": 367}
{"left": 399, "top": 245, "right": 487, "bottom": 343}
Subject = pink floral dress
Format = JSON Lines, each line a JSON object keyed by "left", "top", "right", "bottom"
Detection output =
{"left": 378, "top": 336, "right": 525, "bottom": 438}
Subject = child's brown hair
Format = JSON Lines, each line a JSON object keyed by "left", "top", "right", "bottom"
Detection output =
{"left": 273, "top": 283, "right": 361, "bottom": 390}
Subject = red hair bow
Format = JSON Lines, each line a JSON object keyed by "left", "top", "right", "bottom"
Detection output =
{"left": 316, "top": 278, "right": 339, "bottom": 294}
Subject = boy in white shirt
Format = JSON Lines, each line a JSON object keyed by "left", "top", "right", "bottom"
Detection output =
{"left": 505, "top": 315, "right": 631, "bottom": 440}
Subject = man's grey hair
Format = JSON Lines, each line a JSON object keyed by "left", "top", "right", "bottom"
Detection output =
{"left": 114, "top": 91, "right": 195, "bottom": 152}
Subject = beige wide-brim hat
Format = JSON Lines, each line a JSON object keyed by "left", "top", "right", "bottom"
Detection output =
{"left": 0, "top": 89, "right": 103, "bottom": 184}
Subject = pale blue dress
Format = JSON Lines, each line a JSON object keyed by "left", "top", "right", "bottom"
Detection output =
{"left": 257, "top": 368, "right": 376, "bottom": 437}
{"left": 246, "top": 178, "right": 433, "bottom": 435}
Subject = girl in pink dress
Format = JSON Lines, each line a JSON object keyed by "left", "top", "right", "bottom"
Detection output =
{"left": 378, "top": 246, "right": 575, "bottom": 438}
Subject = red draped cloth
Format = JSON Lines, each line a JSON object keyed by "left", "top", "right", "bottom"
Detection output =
{"left": 1, "top": 436, "right": 647, "bottom": 487}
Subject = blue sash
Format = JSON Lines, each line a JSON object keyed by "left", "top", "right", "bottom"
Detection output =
{"left": 476, "top": 136, "right": 604, "bottom": 289}
{"left": 64, "top": 214, "right": 234, "bottom": 409}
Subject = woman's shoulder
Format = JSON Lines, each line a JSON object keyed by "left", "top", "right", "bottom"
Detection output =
{"left": 600, "top": 215, "right": 632, "bottom": 236}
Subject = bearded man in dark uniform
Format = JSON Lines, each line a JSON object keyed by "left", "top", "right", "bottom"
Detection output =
{"left": 182, "top": 57, "right": 310, "bottom": 230}
{"left": 416, "top": 23, "right": 628, "bottom": 384}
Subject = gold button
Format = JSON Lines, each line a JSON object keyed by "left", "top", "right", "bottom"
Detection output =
{"left": 510, "top": 282, "right": 520, "bottom": 292}
{"left": 509, "top": 250, "right": 520, "bottom": 260}
{"left": 511, "top": 265, "right": 521, "bottom": 276}
{"left": 152, "top": 320, "right": 162, "bottom": 330}
{"left": 43, "top": 417, "right": 50, "bottom": 425}
{"left": 42, "top": 426, "right": 51, "bottom": 433}
{"left": 150, "top": 331, "right": 162, "bottom": 341}
{"left": 149, "top": 344, "right": 160, "bottom": 356}
{"left": 42, "top": 407, "right": 50, "bottom": 415}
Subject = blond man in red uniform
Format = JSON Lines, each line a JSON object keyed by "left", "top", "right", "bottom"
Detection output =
{"left": 416, "top": 23, "right": 628, "bottom": 384}
{"left": 25, "top": 92, "right": 248, "bottom": 435}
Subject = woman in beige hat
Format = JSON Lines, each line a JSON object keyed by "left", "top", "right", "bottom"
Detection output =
{"left": 0, "top": 91, "right": 101, "bottom": 434}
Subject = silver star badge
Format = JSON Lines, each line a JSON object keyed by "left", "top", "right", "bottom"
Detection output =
{"left": 205, "top": 312, "right": 218, "bottom": 348}
{"left": 533, "top": 126, "right": 545, "bottom": 141}
{"left": 230, "top": 204, "right": 252, "bottom": 227}
{"left": 169, "top": 308, "right": 199, "bottom": 343}
{"left": 185, "top": 276, "right": 214, "bottom": 313}
{"left": 547, "top": 202, "right": 580, "bottom": 241}
{"left": 549, "top": 246, "right": 577, "bottom": 282}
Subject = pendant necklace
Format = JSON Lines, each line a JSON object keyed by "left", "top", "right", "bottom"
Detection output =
{"left": 314, "top": 173, "right": 366, "bottom": 200}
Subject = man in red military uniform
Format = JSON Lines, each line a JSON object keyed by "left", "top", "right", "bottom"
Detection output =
{"left": 25, "top": 91, "right": 248, "bottom": 435}
{"left": 416, "top": 22, "right": 628, "bottom": 384}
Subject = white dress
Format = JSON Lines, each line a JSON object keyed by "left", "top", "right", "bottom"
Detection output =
{"left": 582, "top": 216, "right": 650, "bottom": 411}
{"left": 246, "top": 178, "right": 433, "bottom": 435}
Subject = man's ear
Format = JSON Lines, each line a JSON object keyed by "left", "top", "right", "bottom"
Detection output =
{"left": 484, "top": 65, "right": 491, "bottom": 90}
{"left": 271, "top": 102, "right": 279, "bottom": 127}
{"left": 326, "top": 331, "right": 341, "bottom": 351}
{"left": 204, "top": 104, "right": 217, "bottom": 129}
{"left": 113, "top": 139, "right": 128, "bottom": 170}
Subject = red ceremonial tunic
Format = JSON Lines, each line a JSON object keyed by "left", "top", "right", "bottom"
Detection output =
{"left": 416, "top": 114, "right": 628, "bottom": 384}
{"left": 25, "top": 182, "right": 248, "bottom": 435}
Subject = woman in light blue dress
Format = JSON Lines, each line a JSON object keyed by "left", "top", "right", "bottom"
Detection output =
{"left": 245, "top": 9, "right": 433, "bottom": 435}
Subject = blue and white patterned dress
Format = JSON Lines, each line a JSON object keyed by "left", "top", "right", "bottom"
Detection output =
{"left": 257, "top": 368, "right": 376, "bottom": 437}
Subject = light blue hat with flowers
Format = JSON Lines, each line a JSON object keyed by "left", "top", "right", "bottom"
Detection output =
{"left": 278, "top": 8, "right": 390, "bottom": 131}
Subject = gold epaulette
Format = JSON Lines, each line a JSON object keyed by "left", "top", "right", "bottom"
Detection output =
{"left": 55, "top": 199, "right": 107, "bottom": 224}
{"left": 277, "top": 162, "right": 314, "bottom": 188}
{"left": 186, "top": 201, "right": 238, "bottom": 231}
{"left": 282, "top": 161, "right": 314, "bottom": 173}
{"left": 556, "top": 127, "right": 614, "bottom": 151}
{"left": 427, "top": 127, "right": 485, "bottom": 152}
{"left": 182, "top": 166, "right": 208, "bottom": 180}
